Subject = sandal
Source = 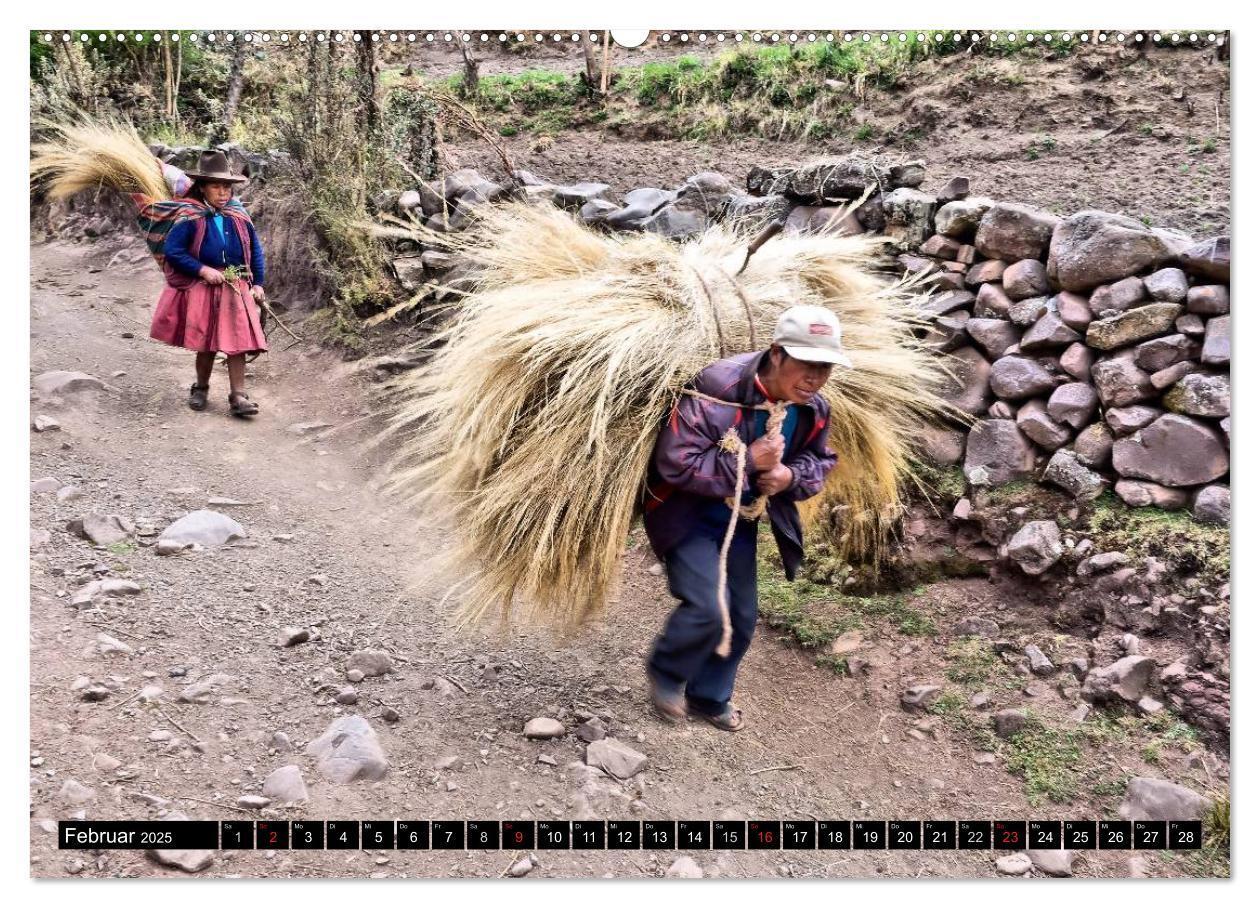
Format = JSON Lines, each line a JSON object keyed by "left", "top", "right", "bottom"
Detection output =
{"left": 647, "top": 672, "right": 686, "bottom": 724}
{"left": 228, "top": 391, "right": 259, "bottom": 418}
{"left": 188, "top": 383, "right": 209, "bottom": 411}
{"left": 689, "top": 704, "right": 745, "bottom": 732}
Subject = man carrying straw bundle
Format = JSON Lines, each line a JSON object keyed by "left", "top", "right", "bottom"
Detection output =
{"left": 643, "top": 305, "right": 848, "bottom": 732}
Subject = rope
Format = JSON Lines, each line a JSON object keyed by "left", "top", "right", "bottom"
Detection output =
{"left": 681, "top": 388, "right": 788, "bottom": 658}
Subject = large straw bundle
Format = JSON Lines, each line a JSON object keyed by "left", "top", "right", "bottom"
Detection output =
{"left": 31, "top": 118, "right": 170, "bottom": 203}
{"left": 383, "top": 203, "right": 951, "bottom": 628}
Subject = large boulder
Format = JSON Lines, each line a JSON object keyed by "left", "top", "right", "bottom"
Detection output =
{"left": 1007, "top": 520, "right": 1063, "bottom": 575}
{"left": 1016, "top": 400, "right": 1072, "bottom": 449}
{"left": 1111, "top": 415, "right": 1229, "bottom": 487}
{"left": 966, "top": 318, "right": 1021, "bottom": 360}
{"left": 963, "top": 420, "right": 1036, "bottom": 485}
{"left": 919, "top": 423, "right": 967, "bottom": 466}
{"left": 784, "top": 204, "right": 862, "bottom": 236}
{"left": 1115, "top": 479, "right": 1188, "bottom": 510}
{"left": 1163, "top": 373, "right": 1229, "bottom": 418}
{"left": 158, "top": 510, "right": 246, "bottom": 549}
{"left": 1177, "top": 235, "right": 1230, "bottom": 282}
{"left": 1193, "top": 485, "right": 1230, "bottom": 525}
{"left": 974, "top": 202, "right": 1060, "bottom": 262}
{"left": 1082, "top": 655, "right": 1154, "bottom": 704}
{"left": 1047, "top": 382, "right": 1099, "bottom": 429}
{"left": 1118, "top": 778, "right": 1210, "bottom": 821}
{"left": 882, "top": 188, "right": 938, "bottom": 250}
{"left": 1048, "top": 210, "right": 1180, "bottom": 292}
{"left": 643, "top": 205, "right": 706, "bottom": 238}
{"left": 608, "top": 187, "right": 676, "bottom": 225}
{"left": 1143, "top": 267, "right": 1189, "bottom": 303}
{"left": 1085, "top": 303, "right": 1182, "bottom": 351}
{"left": 989, "top": 356, "right": 1057, "bottom": 400}
{"left": 1042, "top": 449, "right": 1105, "bottom": 500}
{"left": 1186, "top": 285, "right": 1229, "bottom": 316}
{"left": 1201, "top": 315, "right": 1230, "bottom": 366}
{"left": 1003, "top": 259, "right": 1051, "bottom": 301}
{"left": 936, "top": 345, "right": 991, "bottom": 415}
{"left": 1088, "top": 276, "right": 1147, "bottom": 316}
{"left": 1091, "top": 355, "right": 1156, "bottom": 408}
{"left": 1021, "top": 312, "right": 1083, "bottom": 352}
{"left": 935, "top": 197, "right": 993, "bottom": 238}
{"left": 1104, "top": 405, "right": 1162, "bottom": 435}
{"left": 33, "top": 370, "right": 106, "bottom": 396}
{"left": 1133, "top": 334, "right": 1197, "bottom": 372}
{"left": 1073, "top": 423, "right": 1114, "bottom": 468}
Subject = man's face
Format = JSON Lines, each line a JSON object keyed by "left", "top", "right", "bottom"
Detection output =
{"left": 769, "top": 347, "right": 833, "bottom": 404}
{"left": 203, "top": 181, "right": 233, "bottom": 208}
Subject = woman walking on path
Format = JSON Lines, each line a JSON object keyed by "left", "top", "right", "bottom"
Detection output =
{"left": 149, "top": 150, "right": 268, "bottom": 417}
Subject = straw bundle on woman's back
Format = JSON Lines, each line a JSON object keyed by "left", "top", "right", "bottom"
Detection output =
{"left": 383, "top": 203, "right": 949, "bottom": 628}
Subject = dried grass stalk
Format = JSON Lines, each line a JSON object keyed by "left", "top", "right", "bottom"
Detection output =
{"left": 31, "top": 118, "right": 169, "bottom": 203}
{"left": 382, "top": 203, "right": 950, "bottom": 629}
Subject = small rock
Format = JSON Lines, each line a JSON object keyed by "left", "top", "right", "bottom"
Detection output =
{"left": 585, "top": 737, "right": 648, "bottom": 779}
{"left": 1007, "top": 521, "right": 1063, "bottom": 575}
{"left": 996, "top": 852, "right": 1032, "bottom": 875}
{"left": 347, "top": 650, "right": 393, "bottom": 677}
{"left": 306, "top": 715, "right": 389, "bottom": 782}
{"left": 261, "top": 765, "right": 309, "bottom": 804}
{"left": 279, "top": 627, "right": 309, "bottom": 647}
{"left": 900, "top": 685, "right": 942, "bottom": 711}
{"left": 1027, "top": 849, "right": 1076, "bottom": 877}
{"left": 992, "top": 709, "right": 1028, "bottom": 739}
{"left": 666, "top": 856, "right": 704, "bottom": 879}
{"left": 524, "top": 717, "right": 566, "bottom": 739}
{"left": 1025, "top": 645, "right": 1055, "bottom": 676}
{"left": 237, "top": 795, "right": 272, "bottom": 810}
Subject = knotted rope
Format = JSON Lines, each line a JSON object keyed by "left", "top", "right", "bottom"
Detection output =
{"left": 681, "top": 389, "right": 788, "bottom": 657}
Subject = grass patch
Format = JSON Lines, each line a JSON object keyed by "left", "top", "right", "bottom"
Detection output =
{"left": 106, "top": 540, "right": 136, "bottom": 556}
{"left": 1003, "top": 720, "right": 1085, "bottom": 805}
{"left": 944, "top": 637, "right": 1001, "bottom": 687}
{"left": 909, "top": 462, "right": 966, "bottom": 501}
{"left": 1086, "top": 492, "right": 1230, "bottom": 587}
{"left": 758, "top": 541, "right": 938, "bottom": 656}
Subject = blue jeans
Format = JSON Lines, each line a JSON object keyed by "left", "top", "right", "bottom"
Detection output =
{"left": 647, "top": 516, "right": 759, "bottom": 717}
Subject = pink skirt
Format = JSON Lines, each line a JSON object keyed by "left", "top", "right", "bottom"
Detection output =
{"left": 150, "top": 278, "right": 269, "bottom": 355}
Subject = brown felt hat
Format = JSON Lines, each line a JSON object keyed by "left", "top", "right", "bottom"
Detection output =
{"left": 185, "top": 150, "right": 247, "bottom": 184}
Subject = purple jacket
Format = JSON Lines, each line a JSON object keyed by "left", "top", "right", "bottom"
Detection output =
{"left": 642, "top": 350, "right": 838, "bottom": 579}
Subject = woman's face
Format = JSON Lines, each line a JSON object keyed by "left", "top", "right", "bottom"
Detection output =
{"left": 202, "top": 181, "right": 234, "bottom": 209}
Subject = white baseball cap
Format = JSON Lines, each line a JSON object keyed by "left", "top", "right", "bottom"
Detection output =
{"left": 771, "top": 305, "right": 853, "bottom": 367}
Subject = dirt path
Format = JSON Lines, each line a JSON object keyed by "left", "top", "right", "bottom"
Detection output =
{"left": 28, "top": 235, "right": 1193, "bottom": 879}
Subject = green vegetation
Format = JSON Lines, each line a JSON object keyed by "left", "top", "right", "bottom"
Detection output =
{"left": 943, "top": 637, "right": 1001, "bottom": 687}
{"left": 1024, "top": 134, "right": 1057, "bottom": 160}
{"left": 1003, "top": 720, "right": 1084, "bottom": 804}
{"left": 106, "top": 540, "right": 136, "bottom": 556}
{"left": 854, "top": 123, "right": 875, "bottom": 141}
{"left": 757, "top": 539, "right": 938, "bottom": 673}
{"left": 1086, "top": 492, "right": 1230, "bottom": 587}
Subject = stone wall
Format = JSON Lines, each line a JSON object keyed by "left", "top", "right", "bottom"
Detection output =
{"left": 379, "top": 153, "right": 1230, "bottom": 524}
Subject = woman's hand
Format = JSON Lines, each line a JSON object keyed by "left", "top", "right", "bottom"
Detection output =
{"left": 748, "top": 433, "right": 785, "bottom": 472}
{"left": 251, "top": 285, "right": 266, "bottom": 304}
{"left": 199, "top": 266, "right": 225, "bottom": 286}
{"left": 756, "top": 463, "right": 794, "bottom": 496}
